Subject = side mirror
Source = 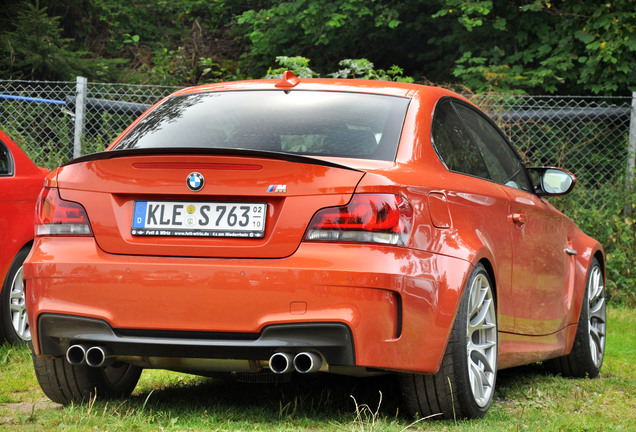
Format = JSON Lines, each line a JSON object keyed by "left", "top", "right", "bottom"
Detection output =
{"left": 528, "top": 167, "right": 577, "bottom": 196}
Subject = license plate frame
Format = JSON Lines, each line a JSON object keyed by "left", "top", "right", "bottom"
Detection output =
{"left": 131, "top": 200, "right": 267, "bottom": 238}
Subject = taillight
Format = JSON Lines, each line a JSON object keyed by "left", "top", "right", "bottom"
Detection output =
{"left": 304, "top": 194, "right": 413, "bottom": 246}
{"left": 35, "top": 188, "right": 93, "bottom": 236}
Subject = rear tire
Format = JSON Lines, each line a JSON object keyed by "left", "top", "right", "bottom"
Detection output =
{"left": 400, "top": 263, "right": 497, "bottom": 420}
{"left": 0, "top": 246, "right": 31, "bottom": 345}
{"left": 31, "top": 345, "right": 142, "bottom": 405}
{"left": 545, "top": 257, "right": 606, "bottom": 378}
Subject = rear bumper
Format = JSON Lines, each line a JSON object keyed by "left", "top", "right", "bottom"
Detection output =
{"left": 37, "top": 314, "right": 355, "bottom": 365}
{"left": 25, "top": 237, "right": 471, "bottom": 374}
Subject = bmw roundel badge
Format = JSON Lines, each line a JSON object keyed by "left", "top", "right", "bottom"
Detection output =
{"left": 186, "top": 172, "right": 204, "bottom": 192}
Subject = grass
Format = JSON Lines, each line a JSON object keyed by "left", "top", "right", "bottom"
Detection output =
{"left": 1, "top": 306, "right": 634, "bottom": 431}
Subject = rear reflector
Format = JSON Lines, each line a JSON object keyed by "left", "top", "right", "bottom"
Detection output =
{"left": 35, "top": 188, "right": 93, "bottom": 236}
{"left": 304, "top": 194, "right": 412, "bottom": 246}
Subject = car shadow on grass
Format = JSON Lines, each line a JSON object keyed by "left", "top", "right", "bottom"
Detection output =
{"left": 124, "top": 363, "right": 559, "bottom": 423}
{"left": 129, "top": 372, "right": 404, "bottom": 421}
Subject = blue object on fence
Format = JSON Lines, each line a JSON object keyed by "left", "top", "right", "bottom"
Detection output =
{"left": 65, "top": 97, "right": 150, "bottom": 117}
{"left": 0, "top": 94, "right": 66, "bottom": 105}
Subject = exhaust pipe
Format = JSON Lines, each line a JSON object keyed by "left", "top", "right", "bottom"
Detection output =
{"left": 85, "top": 346, "right": 113, "bottom": 368}
{"left": 293, "top": 352, "right": 322, "bottom": 374}
{"left": 269, "top": 352, "right": 294, "bottom": 374}
{"left": 66, "top": 344, "right": 88, "bottom": 366}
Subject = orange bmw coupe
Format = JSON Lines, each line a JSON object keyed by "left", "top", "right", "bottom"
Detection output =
{"left": 24, "top": 73, "right": 606, "bottom": 419}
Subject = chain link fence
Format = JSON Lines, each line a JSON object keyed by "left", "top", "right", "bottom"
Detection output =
{"left": 473, "top": 93, "right": 634, "bottom": 212}
{"left": 0, "top": 78, "right": 179, "bottom": 169}
{"left": 1, "top": 78, "right": 634, "bottom": 212}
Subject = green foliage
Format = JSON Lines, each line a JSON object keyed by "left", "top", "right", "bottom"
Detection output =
{"left": 199, "top": 57, "right": 237, "bottom": 83}
{"left": 236, "top": 0, "right": 406, "bottom": 77}
{"left": 53, "top": 0, "right": 236, "bottom": 56}
{"left": 264, "top": 56, "right": 414, "bottom": 82}
{"left": 433, "top": 0, "right": 636, "bottom": 94}
{"left": 235, "top": 0, "right": 635, "bottom": 94}
{"left": 4, "top": 0, "right": 246, "bottom": 85}
{"left": 0, "top": 1, "right": 123, "bottom": 80}
{"left": 2, "top": 0, "right": 632, "bottom": 94}
{"left": 265, "top": 56, "right": 318, "bottom": 79}
{"left": 330, "top": 59, "right": 414, "bottom": 82}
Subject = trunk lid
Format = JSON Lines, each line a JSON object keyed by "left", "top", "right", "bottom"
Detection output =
{"left": 56, "top": 149, "right": 366, "bottom": 259}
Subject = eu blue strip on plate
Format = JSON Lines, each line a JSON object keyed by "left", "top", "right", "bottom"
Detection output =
{"left": 133, "top": 201, "right": 148, "bottom": 228}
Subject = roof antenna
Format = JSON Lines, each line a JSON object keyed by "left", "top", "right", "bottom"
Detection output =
{"left": 275, "top": 70, "right": 300, "bottom": 90}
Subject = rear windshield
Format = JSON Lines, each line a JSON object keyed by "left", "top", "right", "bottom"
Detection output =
{"left": 113, "top": 90, "right": 410, "bottom": 161}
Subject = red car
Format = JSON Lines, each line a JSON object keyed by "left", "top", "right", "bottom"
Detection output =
{"left": 25, "top": 73, "right": 606, "bottom": 419}
{"left": 0, "top": 130, "right": 47, "bottom": 344}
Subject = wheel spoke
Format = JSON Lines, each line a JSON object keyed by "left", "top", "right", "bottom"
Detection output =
{"left": 469, "top": 279, "right": 488, "bottom": 317}
{"left": 471, "top": 339, "right": 497, "bottom": 353}
{"left": 9, "top": 292, "right": 25, "bottom": 306}
{"left": 590, "top": 296, "right": 605, "bottom": 318}
{"left": 589, "top": 319, "right": 606, "bottom": 342}
{"left": 469, "top": 359, "right": 494, "bottom": 406}
{"left": 470, "top": 298, "right": 493, "bottom": 330}
{"left": 589, "top": 268, "right": 602, "bottom": 298}
{"left": 469, "top": 362, "right": 486, "bottom": 396}
{"left": 470, "top": 348, "right": 496, "bottom": 373}
{"left": 9, "top": 302, "right": 24, "bottom": 312}
{"left": 18, "top": 312, "right": 28, "bottom": 334}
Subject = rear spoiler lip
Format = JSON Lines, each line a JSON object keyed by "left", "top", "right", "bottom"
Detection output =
{"left": 62, "top": 147, "right": 364, "bottom": 172}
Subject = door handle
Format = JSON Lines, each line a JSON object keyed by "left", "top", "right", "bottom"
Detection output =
{"left": 511, "top": 213, "right": 527, "bottom": 227}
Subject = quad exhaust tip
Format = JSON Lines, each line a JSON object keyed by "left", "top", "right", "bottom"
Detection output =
{"left": 67, "top": 345, "right": 323, "bottom": 372}
{"left": 66, "top": 344, "right": 113, "bottom": 368}
{"left": 269, "top": 352, "right": 294, "bottom": 374}
{"left": 269, "top": 351, "right": 323, "bottom": 374}
{"left": 85, "top": 346, "right": 112, "bottom": 368}
{"left": 66, "top": 344, "right": 88, "bottom": 366}
{"left": 293, "top": 352, "right": 322, "bottom": 374}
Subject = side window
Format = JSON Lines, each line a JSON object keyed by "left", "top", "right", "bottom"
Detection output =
{"left": 454, "top": 103, "right": 533, "bottom": 192}
{"left": 431, "top": 100, "right": 489, "bottom": 179}
{"left": 0, "top": 142, "right": 12, "bottom": 176}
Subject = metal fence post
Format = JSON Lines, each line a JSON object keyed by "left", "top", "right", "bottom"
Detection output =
{"left": 627, "top": 91, "right": 636, "bottom": 217}
{"left": 73, "top": 76, "right": 88, "bottom": 159}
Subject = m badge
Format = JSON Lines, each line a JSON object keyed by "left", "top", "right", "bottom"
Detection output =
{"left": 267, "top": 185, "right": 287, "bottom": 193}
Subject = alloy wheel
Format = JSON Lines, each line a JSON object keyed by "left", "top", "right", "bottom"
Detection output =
{"left": 466, "top": 273, "right": 497, "bottom": 408}
{"left": 9, "top": 265, "right": 30, "bottom": 341}
{"left": 587, "top": 264, "right": 606, "bottom": 369}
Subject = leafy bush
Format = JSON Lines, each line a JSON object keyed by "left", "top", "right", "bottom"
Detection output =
{"left": 236, "top": 0, "right": 404, "bottom": 77}
{"left": 265, "top": 56, "right": 414, "bottom": 82}
{"left": 265, "top": 56, "right": 318, "bottom": 79}
{"left": 330, "top": 59, "right": 414, "bottom": 82}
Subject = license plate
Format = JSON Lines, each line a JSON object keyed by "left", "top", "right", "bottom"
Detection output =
{"left": 131, "top": 201, "right": 267, "bottom": 238}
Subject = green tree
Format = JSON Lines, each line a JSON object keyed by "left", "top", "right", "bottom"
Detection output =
{"left": 2, "top": 0, "right": 633, "bottom": 94}
{"left": 0, "top": 1, "right": 121, "bottom": 80}
{"left": 432, "top": 0, "right": 636, "bottom": 94}
{"left": 42, "top": 0, "right": 245, "bottom": 84}
{"left": 236, "top": 0, "right": 405, "bottom": 77}
{"left": 234, "top": 0, "right": 635, "bottom": 94}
